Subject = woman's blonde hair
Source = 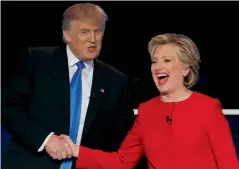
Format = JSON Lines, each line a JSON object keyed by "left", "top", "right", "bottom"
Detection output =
{"left": 148, "top": 33, "right": 201, "bottom": 89}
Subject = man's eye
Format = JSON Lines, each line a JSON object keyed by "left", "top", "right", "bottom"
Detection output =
{"left": 164, "top": 59, "right": 170, "bottom": 62}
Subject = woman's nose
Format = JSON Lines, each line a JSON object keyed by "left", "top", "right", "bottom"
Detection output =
{"left": 154, "top": 63, "right": 163, "bottom": 71}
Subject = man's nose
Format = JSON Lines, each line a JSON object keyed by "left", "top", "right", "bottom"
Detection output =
{"left": 89, "top": 32, "right": 96, "bottom": 43}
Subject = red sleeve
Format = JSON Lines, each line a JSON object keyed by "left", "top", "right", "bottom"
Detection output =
{"left": 207, "top": 99, "right": 239, "bottom": 169}
{"left": 76, "top": 109, "right": 144, "bottom": 169}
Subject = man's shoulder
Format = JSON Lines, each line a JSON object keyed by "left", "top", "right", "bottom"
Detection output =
{"left": 28, "top": 46, "right": 62, "bottom": 55}
{"left": 25, "top": 46, "right": 66, "bottom": 64}
{"left": 96, "top": 59, "right": 127, "bottom": 80}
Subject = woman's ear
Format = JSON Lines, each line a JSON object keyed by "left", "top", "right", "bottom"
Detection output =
{"left": 183, "top": 66, "right": 190, "bottom": 77}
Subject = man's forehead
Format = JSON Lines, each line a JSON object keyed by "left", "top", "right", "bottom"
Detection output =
{"left": 71, "top": 19, "right": 104, "bottom": 29}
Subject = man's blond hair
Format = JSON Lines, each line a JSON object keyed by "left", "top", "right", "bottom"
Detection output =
{"left": 62, "top": 3, "right": 108, "bottom": 30}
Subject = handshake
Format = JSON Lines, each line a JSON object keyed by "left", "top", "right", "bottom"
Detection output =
{"left": 44, "top": 134, "right": 79, "bottom": 160}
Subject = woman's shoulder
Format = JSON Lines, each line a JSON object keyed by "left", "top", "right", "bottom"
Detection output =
{"left": 138, "top": 92, "right": 220, "bottom": 107}
{"left": 136, "top": 92, "right": 222, "bottom": 117}
{"left": 139, "top": 95, "right": 161, "bottom": 108}
{"left": 135, "top": 96, "right": 161, "bottom": 117}
{"left": 191, "top": 92, "right": 223, "bottom": 119}
{"left": 193, "top": 91, "right": 221, "bottom": 106}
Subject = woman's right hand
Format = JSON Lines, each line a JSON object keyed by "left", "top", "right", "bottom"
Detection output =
{"left": 60, "top": 135, "right": 79, "bottom": 157}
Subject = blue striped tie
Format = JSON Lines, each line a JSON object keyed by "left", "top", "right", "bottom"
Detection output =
{"left": 60, "top": 61, "right": 85, "bottom": 169}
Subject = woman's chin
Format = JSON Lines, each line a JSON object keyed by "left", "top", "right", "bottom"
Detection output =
{"left": 158, "top": 86, "right": 169, "bottom": 94}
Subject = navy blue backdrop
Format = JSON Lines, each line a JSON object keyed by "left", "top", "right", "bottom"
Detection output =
{"left": 1, "top": 1, "right": 239, "bottom": 159}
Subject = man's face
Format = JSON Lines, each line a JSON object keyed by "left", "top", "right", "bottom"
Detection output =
{"left": 63, "top": 20, "right": 104, "bottom": 60}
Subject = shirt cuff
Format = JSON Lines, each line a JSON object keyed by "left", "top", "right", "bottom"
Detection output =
{"left": 37, "top": 132, "right": 54, "bottom": 152}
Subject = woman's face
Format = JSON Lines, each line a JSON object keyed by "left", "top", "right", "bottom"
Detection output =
{"left": 151, "top": 44, "right": 189, "bottom": 95}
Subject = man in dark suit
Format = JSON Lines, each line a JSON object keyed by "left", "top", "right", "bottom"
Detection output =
{"left": 2, "top": 3, "right": 135, "bottom": 169}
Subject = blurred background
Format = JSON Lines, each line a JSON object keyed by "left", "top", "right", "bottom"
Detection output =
{"left": 1, "top": 0, "right": 239, "bottom": 163}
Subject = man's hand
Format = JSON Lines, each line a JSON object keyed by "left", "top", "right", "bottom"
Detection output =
{"left": 45, "top": 134, "right": 73, "bottom": 160}
{"left": 60, "top": 134, "right": 79, "bottom": 157}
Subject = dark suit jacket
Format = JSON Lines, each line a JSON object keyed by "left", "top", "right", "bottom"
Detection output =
{"left": 2, "top": 46, "right": 135, "bottom": 169}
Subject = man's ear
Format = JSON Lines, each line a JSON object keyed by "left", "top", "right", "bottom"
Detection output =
{"left": 63, "top": 30, "right": 71, "bottom": 43}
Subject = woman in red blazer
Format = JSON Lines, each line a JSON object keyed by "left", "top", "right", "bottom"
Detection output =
{"left": 62, "top": 33, "right": 239, "bottom": 169}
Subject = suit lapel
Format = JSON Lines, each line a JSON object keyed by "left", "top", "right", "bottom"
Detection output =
{"left": 49, "top": 49, "right": 106, "bottom": 136}
{"left": 50, "top": 46, "right": 70, "bottom": 131}
{"left": 82, "top": 59, "right": 105, "bottom": 138}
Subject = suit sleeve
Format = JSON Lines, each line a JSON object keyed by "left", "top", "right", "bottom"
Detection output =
{"left": 2, "top": 48, "right": 51, "bottom": 151}
{"left": 76, "top": 108, "right": 144, "bottom": 169}
{"left": 207, "top": 99, "right": 239, "bottom": 169}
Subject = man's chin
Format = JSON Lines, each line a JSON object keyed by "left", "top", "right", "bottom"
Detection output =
{"left": 85, "top": 52, "right": 99, "bottom": 60}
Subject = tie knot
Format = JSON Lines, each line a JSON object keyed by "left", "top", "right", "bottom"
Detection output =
{"left": 76, "top": 61, "right": 85, "bottom": 70}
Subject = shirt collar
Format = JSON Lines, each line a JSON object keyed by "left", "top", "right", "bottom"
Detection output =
{"left": 66, "top": 45, "right": 94, "bottom": 69}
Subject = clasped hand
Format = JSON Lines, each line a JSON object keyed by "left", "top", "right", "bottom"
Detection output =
{"left": 45, "top": 134, "right": 77, "bottom": 160}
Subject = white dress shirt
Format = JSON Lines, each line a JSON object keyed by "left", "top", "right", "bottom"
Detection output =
{"left": 38, "top": 45, "right": 94, "bottom": 151}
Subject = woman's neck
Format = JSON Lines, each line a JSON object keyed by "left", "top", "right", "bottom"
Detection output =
{"left": 160, "top": 87, "right": 192, "bottom": 102}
